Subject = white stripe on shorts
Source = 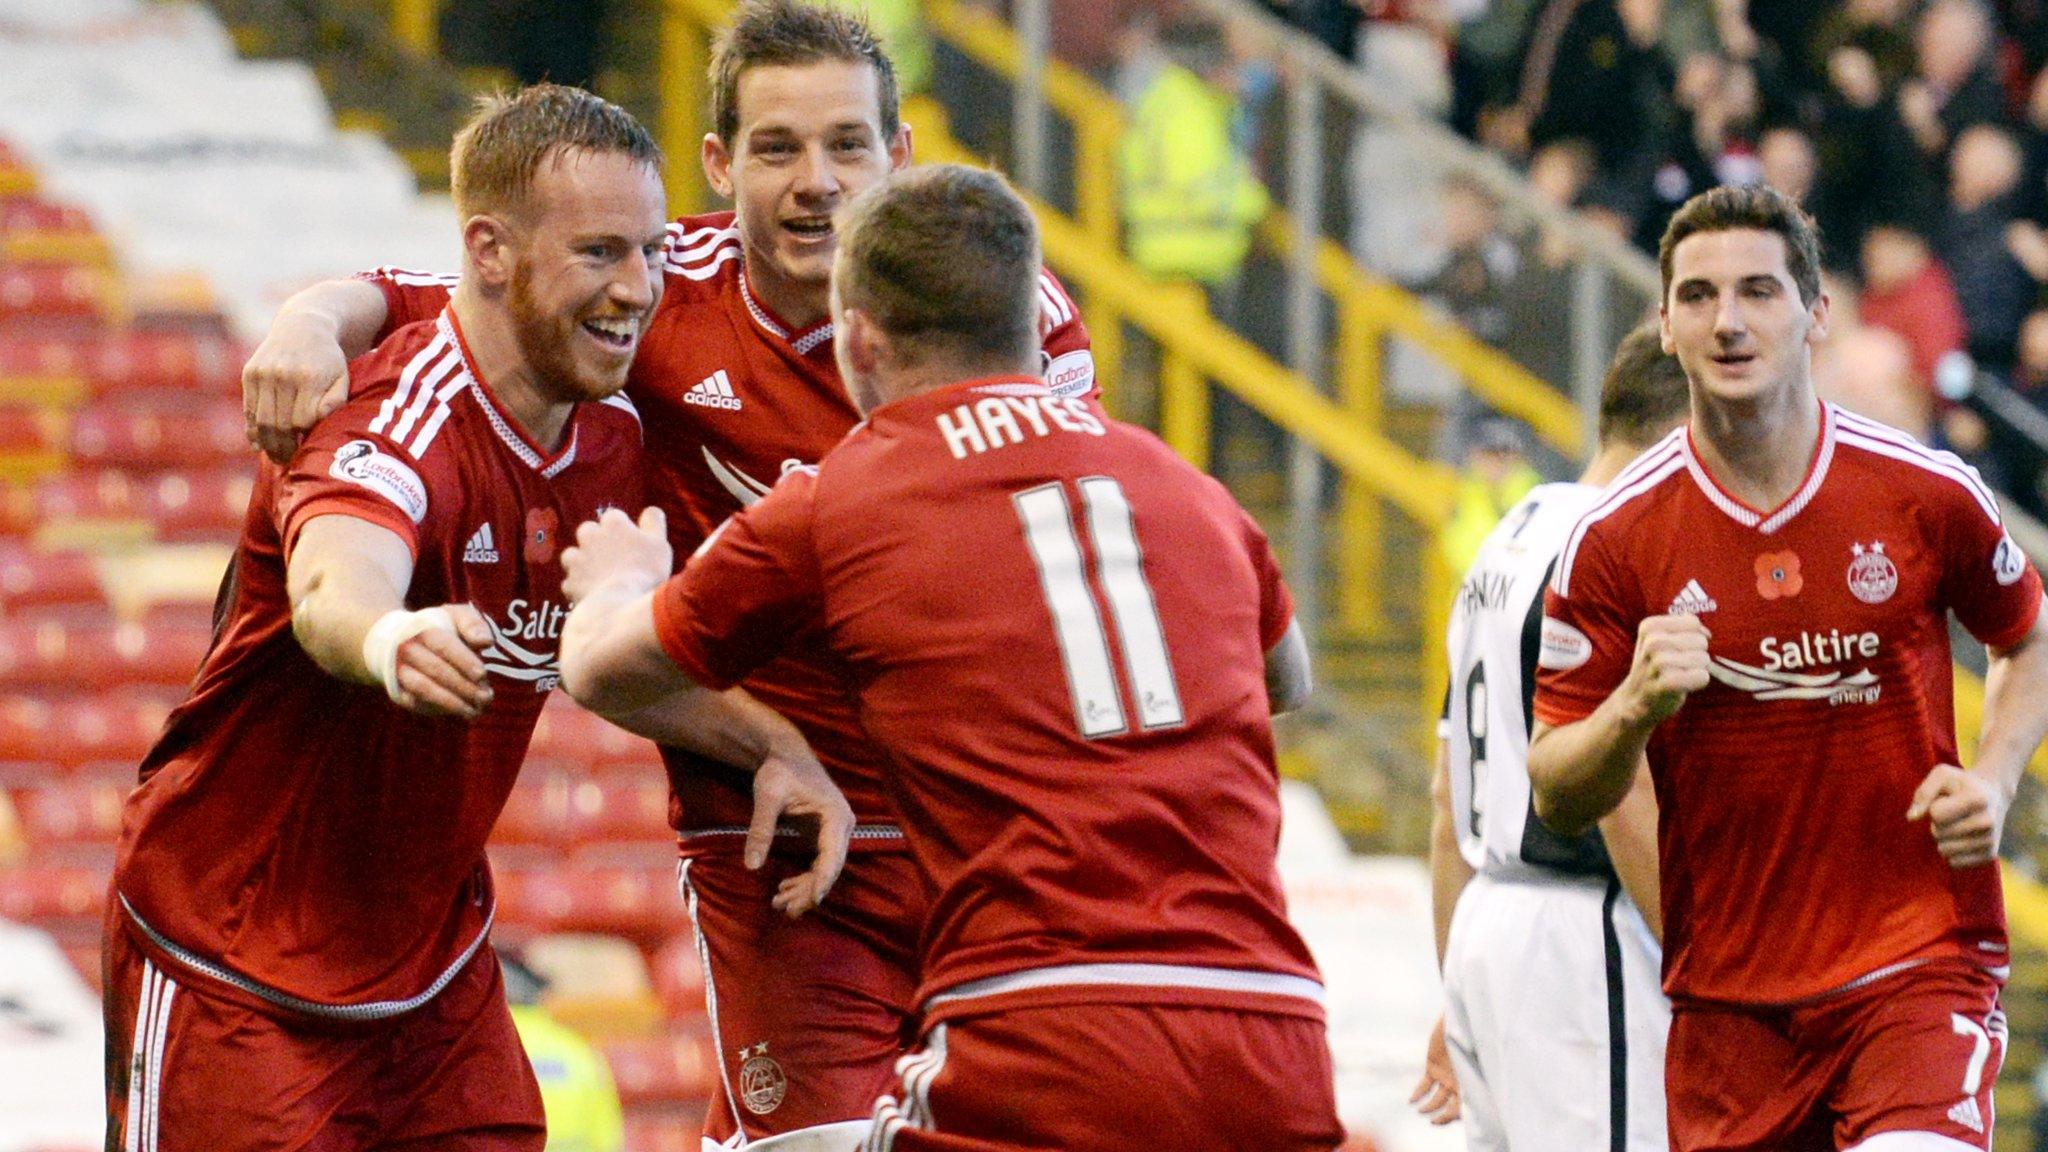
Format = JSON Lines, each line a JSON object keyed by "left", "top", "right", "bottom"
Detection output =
{"left": 864, "top": 1024, "right": 949, "bottom": 1152}
{"left": 680, "top": 860, "right": 750, "bottom": 1142}
{"left": 124, "top": 960, "right": 178, "bottom": 1152}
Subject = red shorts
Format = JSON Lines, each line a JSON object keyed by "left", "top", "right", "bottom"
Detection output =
{"left": 103, "top": 915, "right": 543, "bottom": 1152}
{"left": 681, "top": 849, "right": 924, "bottom": 1143}
{"left": 862, "top": 1002, "right": 1343, "bottom": 1152}
{"left": 1667, "top": 959, "right": 2005, "bottom": 1152}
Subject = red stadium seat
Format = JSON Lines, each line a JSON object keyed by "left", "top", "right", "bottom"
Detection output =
{"left": 0, "top": 197, "right": 109, "bottom": 267}
{"left": 0, "top": 546, "right": 103, "bottom": 615}
{"left": 13, "top": 779, "right": 126, "bottom": 850}
{"left": 621, "top": 1109, "right": 704, "bottom": 1152}
{"left": 69, "top": 399, "right": 247, "bottom": 471}
{"left": 649, "top": 931, "right": 708, "bottom": 1021}
{"left": 565, "top": 775, "right": 673, "bottom": 848}
{"left": 0, "top": 618, "right": 209, "bottom": 691}
{"left": 492, "top": 771, "right": 578, "bottom": 848}
{"left": 0, "top": 334, "right": 92, "bottom": 407}
{"left": 496, "top": 858, "right": 681, "bottom": 943}
{"left": 0, "top": 265, "right": 111, "bottom": 329}
{"left": 19, "top": 467, "right": 254, "bottom": 544}
{"left": 526, "top": 703, "right": 612, "bottom": 770}
{"left": 600, "top": 1025, "right": 719, "bottom": 1108}
{"left": 0, "top": 861, "right": 105, "bottom": 920}
{"left": 86, "top": 330, "right": 240, "bottom": 398}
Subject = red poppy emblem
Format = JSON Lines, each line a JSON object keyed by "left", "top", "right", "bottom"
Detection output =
{"left": 1754, "top": 550, "right": 1802, "bottom": 600}
{"left": 525, "top": 507, "right": 559, "bottom": 564}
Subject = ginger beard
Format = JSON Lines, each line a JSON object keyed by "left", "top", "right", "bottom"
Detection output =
{"left": 505, "top": 249, "right": 638, "bottom": 406}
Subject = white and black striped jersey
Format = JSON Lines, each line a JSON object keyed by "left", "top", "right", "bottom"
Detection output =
{"left": 1441, "top": 482, "right": 1613, "bottom": 880}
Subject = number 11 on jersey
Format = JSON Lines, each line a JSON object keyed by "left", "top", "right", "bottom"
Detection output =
{"left": 1015, "top": 478, "right": 1184, "bottom": 739}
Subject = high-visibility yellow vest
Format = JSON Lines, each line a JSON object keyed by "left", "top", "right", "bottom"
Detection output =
{"left": 511, "top": 1005, "right": 625, "bottom": 1152}
{"left": 827, "top": 0, "right": 933, "bottom": 96}
{"left": 1118, "top": 64, "right": 1269, "bottom": 285}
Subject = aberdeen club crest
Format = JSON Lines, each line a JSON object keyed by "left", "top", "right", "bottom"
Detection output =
{"left": 738, "top": 1042, "right": 787, "bottom": 1115}
{"left": 1847, "top": 542, "right": 1898, "bottom": 605}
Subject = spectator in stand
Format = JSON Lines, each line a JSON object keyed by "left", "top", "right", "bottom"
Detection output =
{"left": 1814, "top": 280, "right": 1929, "bottom": 440}
{"left": 1482, "top": 0, "right": 1670, "bottom": 170}
{"left": 1939, "top": 124, "right": 2038, "bottom": 371}
{"left": 1756, "top": 124, "right": 1818, "bottom": 208}
{"left": 1415, "top": 173, "right": 1517, "bottom": 350}
{"left": 1859, "top": 222, "right": 1967, "bottom": 422}
{"left": 1899, "top": 0, "right": 2010, "bottom": 164}
{"left": 1503, "top": 140, "right": 1596, "bottom": 387}
{"left": 1440, "top": 418, "right": 1541, "bottom": 573}
{"left": 1118, "top": 17, "right": 1270, "bottom": 307}
{"left": 1813, "top": 42, "right": 1943, "bottom": 253}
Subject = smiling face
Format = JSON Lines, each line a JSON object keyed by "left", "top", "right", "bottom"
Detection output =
{"left": 1661, "top": 228, "right": 1829, "bottom": 406}
{"left": 499, "top": 147, "right": 669, "bottom": 403}
{"left": 702, "top": 59, "right": 909, "bottom": 324}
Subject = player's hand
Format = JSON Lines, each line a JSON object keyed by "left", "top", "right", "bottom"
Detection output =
{"left": 1409, "top": 1015, "right": 1460, "bottom": 1124}
{"left": 389, "top": 603, "right": 495, "bottom": 719}
{"left": 1622, "top": 614, "right": 1711, "bottom": 727}
{"left": 562, "top": 507, "right": 672, "bottom": 604}
{"left": 243, "top": 312, "right": 351, "bottom": 464}
{"left": 745, "top": 740, "right": 854, "bottom": 919}
{"left": 1907, "top": 764, "right": 2009, "bottom": 868}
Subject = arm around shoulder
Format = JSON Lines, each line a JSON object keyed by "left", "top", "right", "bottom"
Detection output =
{"left": 244, "top": 279, "right": 394, "bottom": 463}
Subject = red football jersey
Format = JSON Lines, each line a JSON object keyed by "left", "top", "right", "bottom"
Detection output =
{"left": 1537, "top": 401, "right": 2042, "bottom": 1005}
{"left": 358, "top": 211, "right": 1095, "bottom": 846}
{"left": 114, "top": 312, "right": 643, "bottom": 1015}
{"left": 647, "top": 376, "right": 1324, "bottom": 1024}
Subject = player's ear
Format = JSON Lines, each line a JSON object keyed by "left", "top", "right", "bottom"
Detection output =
{"left": 888, "top": 124, "right": 912, "bottom": 172}
{"left": 840, "top": 307, "right": 884, "bottom": 376}
{"left": 464, "top": 214, "right": 515, "bottom": 290}
{"left": 1659, "top": 306, "right": 1675, "bottom": 355}
{"left": 702, "top": 133, "right": 735, "bottom": 201}
{"left": 1806, "top": 289, "right": 1830, "bottom": 345}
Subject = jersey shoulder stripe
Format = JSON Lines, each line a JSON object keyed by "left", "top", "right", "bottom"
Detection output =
{"left": 357, "top": 265, "right": 459, "bottom": 288}
{"left": 1834, "top": 409, "right": 2002, "bottom": 524}
{"left": 600, "top": 393, "right": 641, "bottom": 426}
{"left": 1553, "top": 435, "right": 1686, "bottom": 597}
{"left": 666, "top": 224, "right": 742, "bottom": 281}
{"left": 367, "top": 332, "right": 458, "bottom": 439}
{"left": 1037, "top": 270, "right": 1074, "bottom": 327}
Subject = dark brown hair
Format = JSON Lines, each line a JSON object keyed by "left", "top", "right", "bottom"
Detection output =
{"left": 709, "top": 0, "right": 899, "bottom": 146}
{"left": 1597, "top": 323, "right": 1691, "bottom": 448}
{"left": 1658, "top": 184, "right": 1823, "bottom": 305}
{"left": 450, "top": 84, "right": 661, "bottom": 219}
{"left": 835, "top": 164, "right": 1039, "bottom": 366}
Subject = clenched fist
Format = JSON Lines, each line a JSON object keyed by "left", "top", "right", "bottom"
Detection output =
{"left": 1622, "top": 613, "right": 1711, "bottom": 726}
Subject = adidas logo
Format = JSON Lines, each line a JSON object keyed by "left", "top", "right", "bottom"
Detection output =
{"left": 684, "top": 370, "right": 742, "bottom": 411}
{"left": 464, "top": 523, "right": 500, "bottom": 564}
{"left": 1668, "top": 579, "right": 1718, "bottom": 615}
{"left": 1949, "top": 1096, "right": 1984, "bottom": 1134}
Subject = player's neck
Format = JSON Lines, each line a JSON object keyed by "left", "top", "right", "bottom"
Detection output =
{"left": 1577, "top": 443, "right": 1647, "bottom": 488}
{"left": 1687, "top": 379, "right": 1821, "bottom": 511}
{"left": 449, "top": 288, "right": 574, "bottom": 452}
{"left": 742, "top": 258, "right": 830, "bottom": 331}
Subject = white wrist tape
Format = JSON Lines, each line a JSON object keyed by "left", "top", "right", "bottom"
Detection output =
{"left": 362, "top": 606, "right": 457, "bottom": 702}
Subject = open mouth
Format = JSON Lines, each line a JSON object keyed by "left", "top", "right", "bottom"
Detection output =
{"left": 783, "top": 216, "right": 833, "bottom": 242}
{"left": 582, "top": 316, "right": 638, "bottom": 351}
{"left": 1711, "top": 351, "right": 1758, "bottom": 368}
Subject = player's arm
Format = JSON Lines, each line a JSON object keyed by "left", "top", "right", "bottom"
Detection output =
{"left": 1410, "top": 736, "right": 1465, "bottom": 1124}
{"left": 560, "top": 507, "right": 852, "bottom": 916}
{"left": 285, "top": 513, "right": 495, "bottom": 718}
{"left": 1265, "top": 619, "right": 1312, "bottom": 714}
{"left": 1528, "top": 614, "right": 1710, "bottom": 837}
{"left": 243, "top": 279, "right": 394, "bottom": 463}
{"left": 1910, "top": 601, "right": 2048, "bottom": 867}
{"left": 1597, "top": 756, "right": 1662, "bottom": 942}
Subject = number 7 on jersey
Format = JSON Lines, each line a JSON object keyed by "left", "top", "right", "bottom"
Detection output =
{"left": 1014, "top": 478, "right": 1184, "bottom": 738}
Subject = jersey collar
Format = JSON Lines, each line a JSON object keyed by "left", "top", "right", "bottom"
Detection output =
{"left": 738, "top": 270, "right": 834, "bottom": 357}
{"left": 442, "top": 309, "right": 582, "bottom": 478}
{"left": 1681, "top": 398, "right": 1835, "bottom": 535}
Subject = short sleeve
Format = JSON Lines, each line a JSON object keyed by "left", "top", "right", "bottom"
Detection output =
{"left": 1936, "top": 472, "right": 2043, "bottom": 649}
{"left": 353, "top": 267, "right": 457, "bottom": 343}
{"left": 1239, "top": 507, "right": 1295, "bottom": 650}
{"left": 1037, "top": 269, "right": 1097, "bottom": 400}
{"left": 277, "top": 418, "right": 430, "bottom": 561}
{"left": 1533, "top": 525, "right": 1641, "bottom": 727}
{"left": 651, "top": 471, "right": 826, "bottom": 690}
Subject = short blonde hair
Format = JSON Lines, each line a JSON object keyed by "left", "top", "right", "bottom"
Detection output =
{"left": 450, "top": 83, "right": 661, "bottom": 219}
